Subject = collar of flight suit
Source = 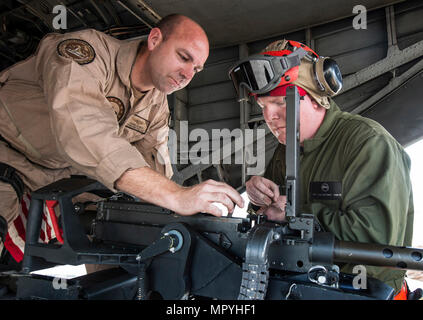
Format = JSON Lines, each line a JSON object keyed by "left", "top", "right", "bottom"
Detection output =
{"left": 116, "top": 39, "right": 161, "bottom": 113}
{"left": 302, "top": 99, "right": 342, "bottom": 154}
{"left": 116, "top": 38, "right": 143, "bottom": 89}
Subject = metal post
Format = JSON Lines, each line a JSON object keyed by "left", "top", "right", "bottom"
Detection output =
{"left": 305, "top": 28, "right": 315, "bottom": 51}
{"left": 239, "top": 43, "right": 249, "bottom": 186}
{"left": 386, "top": 5, "right": 397, "bottom": 56}
{"left": 284, "top": 86, "right": 301, "bottom": 220}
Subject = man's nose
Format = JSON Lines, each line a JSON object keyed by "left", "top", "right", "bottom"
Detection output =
{"left": 180, "top": 65, "right": 195, "bottom": 81}
{"left": 266, "top": 104, "right": 281, "bottom": 120}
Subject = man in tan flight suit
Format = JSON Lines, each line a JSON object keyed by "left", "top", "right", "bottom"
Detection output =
{"left": 0, "top": 14, "right": 243, "bottom": 263}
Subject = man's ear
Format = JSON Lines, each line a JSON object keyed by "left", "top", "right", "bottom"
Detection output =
{"left": 307, "top": 94, "right": 321, "bottom": 110}
{"left": 147, "top": 27, "right": 163, "bottom": 51}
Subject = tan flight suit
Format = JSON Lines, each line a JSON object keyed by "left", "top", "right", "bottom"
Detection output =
{"left": 0, "top": 29, "right": 173, "bottom": 258}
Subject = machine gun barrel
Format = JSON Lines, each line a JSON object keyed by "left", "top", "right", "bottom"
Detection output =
{"left": 333, "top": 240, "right": 423, "bottom": 271}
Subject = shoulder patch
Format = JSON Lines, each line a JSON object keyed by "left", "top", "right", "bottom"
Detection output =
{"left": 57, "top": 39, "right": 96, "bottom": 65}
{"left": 107, "top": 97, "right": 126, "bottom": 122}
{"left": 126, "top": 115, "right": 150, "bottom": 134}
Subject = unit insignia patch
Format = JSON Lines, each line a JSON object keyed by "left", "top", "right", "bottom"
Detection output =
{"left": 57, "top": 39, "right": 96, "bottom": 65}
{"left": 106, "top": 97, "right": 126, "bottom": 122}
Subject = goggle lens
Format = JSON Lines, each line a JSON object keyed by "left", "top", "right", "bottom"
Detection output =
{"left": 246, "top": 60, "right": 274, "bottom": 91}
{"left": 230, "top": 59, "right": 274, "bottom": 96}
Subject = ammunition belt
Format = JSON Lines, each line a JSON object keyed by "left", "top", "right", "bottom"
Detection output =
{"left": 238, "top": 262, "right": 269, "bottom": 300}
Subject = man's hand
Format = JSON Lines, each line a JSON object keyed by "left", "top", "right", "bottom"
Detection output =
{"left": 116, "top": 167, "right": 243, "bottom": 218}
{"left": 246, "top": 176, "right": 280, "bottom": 207}
{"left": 173, "top": 179, "right": 244, "bottom": 217}
{"left": 261, "top": 195, "right": 287, "bottom": 222}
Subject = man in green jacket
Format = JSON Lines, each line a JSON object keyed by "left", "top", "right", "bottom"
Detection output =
{"left": 234, "top": 39, "right": 414, "bottom": 294}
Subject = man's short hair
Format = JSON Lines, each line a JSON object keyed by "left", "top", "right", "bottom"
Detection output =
{"left": 156, "top": 14, "right": 187, "bottom": 40}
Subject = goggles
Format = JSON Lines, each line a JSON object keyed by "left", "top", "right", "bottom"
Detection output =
{"left": 228, "top": 43, "right": 343, "bottom": 98}
{"left": 228, "top": 48, "right": 309, "bottom": 97}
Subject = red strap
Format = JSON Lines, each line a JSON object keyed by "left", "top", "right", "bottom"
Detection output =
{"left": 269, "top": 84, "right": 307, "bottom": 97}
{"left": 393, "top": 281, "right": 408, "bottom": 300}
{"left": 45, "top": 200, "right": 64, "bottom": 244}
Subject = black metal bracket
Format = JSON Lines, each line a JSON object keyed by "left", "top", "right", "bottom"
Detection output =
{"left": 22, "top": 177, "right": 186, "bottom": 275}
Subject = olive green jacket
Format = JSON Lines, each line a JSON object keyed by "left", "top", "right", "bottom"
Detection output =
{"left": 264, "top": 100, "right": 414, "bottom": 293}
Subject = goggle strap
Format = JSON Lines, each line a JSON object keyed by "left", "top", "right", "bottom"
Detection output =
{"left": 280, "top": 48, "right": 308, "bottom": 73}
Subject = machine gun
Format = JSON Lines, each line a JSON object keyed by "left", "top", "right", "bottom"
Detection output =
{"left": 13, "top": 176, "right": 423, "bottom": 300}
{"left": 13, "top": 87, "right": 423, "bottom": 300}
